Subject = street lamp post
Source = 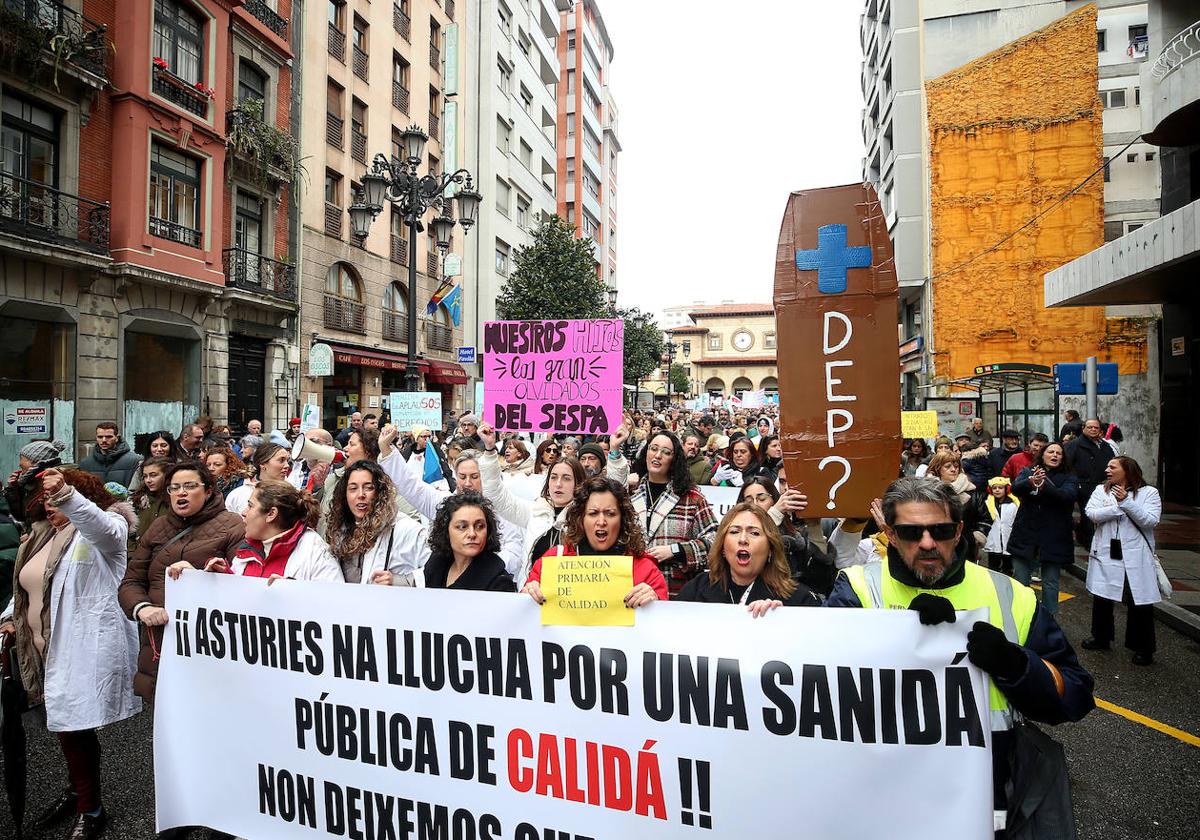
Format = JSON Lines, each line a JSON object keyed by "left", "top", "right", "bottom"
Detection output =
{"left": 661, "top": 337, "right": 692, "bottom": 404}
{"left": 348, "top": 124, "right": 481, "bottom": 392}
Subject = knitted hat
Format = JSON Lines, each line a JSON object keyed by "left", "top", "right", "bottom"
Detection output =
{"left": 577, "top": 443, "right": 606, "bottom": 462}
{"left": 19, "top": 439, "right": 67, "bottom": 465}
{"left": 289, "top": 417, "right": 301, "bottom": 426}
{"left": 104, "top": 482, "right": 130, "bottom": 500}
{"left": 458, "top": 414, "right": 480, "bottom": 427}
{"left": 988, "top": 476, "right": 1012, "bottom": 488}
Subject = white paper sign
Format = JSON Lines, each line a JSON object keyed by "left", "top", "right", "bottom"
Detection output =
{"left": 698, "top": 485, "right": 742, "bottom": 520}
{"left": 155, "top": 575, "right": 994, "bottom": 840}
{"left": 389, "top": 391, "right": 443, "bottom": 431}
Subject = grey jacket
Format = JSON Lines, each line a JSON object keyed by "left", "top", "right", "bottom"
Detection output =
{"left": 78, "top": 440, "right": 142, "bottom": 488}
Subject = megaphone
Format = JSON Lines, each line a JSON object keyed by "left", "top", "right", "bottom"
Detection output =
{"left": 291, "top": 435, "right": 347, "bottom": 466}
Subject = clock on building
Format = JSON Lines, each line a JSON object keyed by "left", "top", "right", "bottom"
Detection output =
{"left": 732, "top": 330, "right": 754, "bottom": 351}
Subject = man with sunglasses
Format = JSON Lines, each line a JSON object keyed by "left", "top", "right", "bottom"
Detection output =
{"left": 826, "top": 478, "right": 1094, "bottom": 834}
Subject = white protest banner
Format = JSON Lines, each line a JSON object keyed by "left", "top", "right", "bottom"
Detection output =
{"left": 698, "top": 485, "right": 741, "bottom": 520}
{"left": 156, "top": 574, "right": 994, "bottom": 840}
{"left": 390, "top": 391, "right": 442, "bottom": 431}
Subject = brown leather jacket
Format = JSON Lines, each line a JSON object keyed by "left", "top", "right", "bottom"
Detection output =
{"left": 118, "top": 490, "right": 245, "bottom": 700}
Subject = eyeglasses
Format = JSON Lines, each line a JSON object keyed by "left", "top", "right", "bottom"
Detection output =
{"left": 545, "top": 447, "right": 560, "bottom": 453}
{"left": 167, "top": 482, "right": 203, "bottom": 494}
{"left": 892, "top": 523, "right": 958, "bottom": 542}
{"left": 647, "top": 444, "right": 674, "bottom": 457}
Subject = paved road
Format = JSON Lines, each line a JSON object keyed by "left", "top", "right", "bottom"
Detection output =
{"left": 0, "top": 570, "right": 1197, "bottom": 839}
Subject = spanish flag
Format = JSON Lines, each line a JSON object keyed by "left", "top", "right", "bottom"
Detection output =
{"left": 426, "top": 277, "right": 455, "bottom": 315}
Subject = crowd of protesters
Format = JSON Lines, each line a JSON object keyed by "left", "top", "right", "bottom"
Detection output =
{"left": 0, "top": 398, "right": 1164, "bottom": 837}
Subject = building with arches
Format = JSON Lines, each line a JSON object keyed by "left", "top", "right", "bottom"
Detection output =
{"left": 665, "top": 303, "right": 779, "bottom": 403}
{"left": 0, "top": 0, "right": 300, "bottom": 467}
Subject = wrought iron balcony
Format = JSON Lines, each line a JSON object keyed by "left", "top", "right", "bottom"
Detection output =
{"left": 0, "top": 173, "right": 109, "bottom": 253}
{"left": 425, "top": 321, "right": 453, "bottom": 351}
{"left": 244, "top": 0, "right": 288, "bottom": 39}
{"left": 393, "top": 5, "right": 410, "bottom": 41}
{"left": 383, "top": 310, "right": 410, "bottom": 343}
{"left": 2, "top": 0, "right": 110, "bottom": 81}
{"left": 324, "top": 294, "right": 366, "bottom": 333}
{"left": 222, "top": 248, "right": 296, "bottom": 303}
{"left": 353, "top": 45, "right": 369, "bottom": 81}
{"left": 152, "top": 67, "right": 210, "bottom": 117}
{"left": 392, "top": 81, "right": 410, "bottom": 113}
{"left": 328, "top": 23, "right": 345, "bottom": 61}
{"left": 149, "top": 216, "right": 202, "bottom": 248}
{"left": 390, "top": 234, "right": 408, "bottom": 265}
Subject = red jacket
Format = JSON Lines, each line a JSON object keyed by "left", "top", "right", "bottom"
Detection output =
{"left": 529, "top": 544, "right": 670, "bottom": 601}
{"left": 1002, "top": 450, "right": 1035, "bottom": 479}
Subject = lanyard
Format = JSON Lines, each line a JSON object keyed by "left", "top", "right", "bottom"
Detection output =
{"left": 730, "top": 579, "right": 756, "bottom": 605}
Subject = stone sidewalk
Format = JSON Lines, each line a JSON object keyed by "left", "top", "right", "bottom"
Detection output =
{"left": 1065, "top": 502, "right": 1200, "bottom": 641}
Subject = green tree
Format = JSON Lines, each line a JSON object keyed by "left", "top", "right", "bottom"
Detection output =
{"left": 496, "top": 214, "right": 609, "bottom": 321}
{"left": 619, "top": 307, "right": 663, "bottom": 386}
{"left": 669, "top": 363, "right": 690, "bottom": 395}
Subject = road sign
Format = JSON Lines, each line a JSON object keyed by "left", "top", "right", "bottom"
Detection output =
{"left": 1053, "top": 363, "right": 1118, "bottom": 395}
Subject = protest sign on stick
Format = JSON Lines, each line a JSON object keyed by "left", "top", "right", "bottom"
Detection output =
{"left": 483, "top": 319, "right": 624, "bottom": 435}
{"left": 774, "top": 183, "right": 903, "bottom": 517}
{"left": 155, "top": 574, "right": 993, "bottom": 840}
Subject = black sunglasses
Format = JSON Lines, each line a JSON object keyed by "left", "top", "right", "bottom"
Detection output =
{"left": 892, "top": 523, "right": 958, "bottom": 542}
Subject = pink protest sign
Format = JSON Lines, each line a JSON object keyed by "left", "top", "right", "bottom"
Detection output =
{"left": 483, "top": 319, "right": 624, "bottom": 435}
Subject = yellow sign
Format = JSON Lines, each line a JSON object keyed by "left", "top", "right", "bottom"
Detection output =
{"left": 901, "top": 410, "right": 940, "bottom": 439}
{"left": 540, "top": 555, "right": 634, "bottom": 627}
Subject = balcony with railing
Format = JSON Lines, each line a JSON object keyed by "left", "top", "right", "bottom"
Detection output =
{"left": 393, "top": 4, "right": 411, "bottom": 41}
{"left": 152, "top": 66, "right": 211, "bottom": 118}
{"left": 324, "top": 294, "right": 366, "bottom": 333}
{"left": 328, "top": 23, "right": 345, "bottom": 61}
{"left": 351, "top": 128, "right": 367, "bottom": 163}
{"left": 430, "top": 41, "right": 440, "bottom": 71}
{"left": 425, "top": 321, "right": 453, "bottom": 352}
{"left": 383, "top": 310, "right": 410, "bottom": 343}
{"left": 149, "top": 216, "right": 202, "bottom": 248}
{"left": 222, "top": 248, "right": 297, "bottom": 304}
{"left": 326, "top": 112, "right": 344, "bottom": 148}
{"left": 1, "top": 0, "right": 110, "bottom": 83}
{"left": 393, "top": 81, "right": 410, "bottom": 113}
{"left": 353, "top": 45, "right": 369, "bottom": 80}
{"left": 244, "top": 0, "right": 288, "bottom": 39}
{"left": 390, "top": 234, "right": 409, "bottom": 264}
{"left": 0, "top": 173, "right": 109, "bottom": 254}
{"left": 1146, "top": 16, "right": 1200, "bottom": 146}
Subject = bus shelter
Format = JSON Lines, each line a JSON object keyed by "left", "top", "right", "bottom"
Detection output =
{"left": 939, "top": 363, "right": 1061, "bottom": 443}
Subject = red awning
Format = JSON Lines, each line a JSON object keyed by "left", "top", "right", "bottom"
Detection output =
{"left": 425, "top": 360, "right": 468, "bottom": 384}
{"left": 328, "top": 344, "right": 430, "bottom": 372}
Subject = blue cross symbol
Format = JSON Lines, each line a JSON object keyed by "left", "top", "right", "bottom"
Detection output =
{"left": 794, "top": 224, "right": 873, "bottom": 294}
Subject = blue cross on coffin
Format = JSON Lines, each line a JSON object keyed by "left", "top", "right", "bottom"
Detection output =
{"left": 795, "top": 223, "right": 873, "bottom": 294}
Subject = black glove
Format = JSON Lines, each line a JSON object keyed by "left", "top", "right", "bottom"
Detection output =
{"left": 967, "top": 621, "right": 1028, "bottom": 682}
{"left": 908, "top": 593, "right": 956, "bottom": 625}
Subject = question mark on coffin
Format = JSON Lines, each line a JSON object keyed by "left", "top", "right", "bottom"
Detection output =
{"left": 818, "top": 456, "right": 851, "bottom": 510}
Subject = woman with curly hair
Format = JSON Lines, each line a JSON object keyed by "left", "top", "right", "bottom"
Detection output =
{"left": 522, "top": 477, "right": 667, "bottom": 607}
{"left": 324, "top": 460, "right": 427, "bottom": 586}
{"left": 630, "top": 430, "right": 717, "bottom": 596}
{"left": 423, "top": 492, "right": 516, "bottom": 591}
{"left": 205, "top": 447, "right": 250, "bottom": 498}
{"left": 1, "top": 467, "right": 140, "bottom": 839}
{"left": 677, "top": 502, "right": 819, "bottom": 612}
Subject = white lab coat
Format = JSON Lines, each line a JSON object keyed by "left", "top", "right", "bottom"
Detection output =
{"left": 1085, "top": 485, "right": 1162, "bottom": 605}
{"left": 350, "top": 516, "right": 430, "bottom": 586}
{"left": 3, "top": 490, "right": 142, "bottom": 732}
{"left": 378, "top": 452, "right": 524, "bottom": 577}
{"left": 228, "top": 528, "right": 344, "bottom": 582}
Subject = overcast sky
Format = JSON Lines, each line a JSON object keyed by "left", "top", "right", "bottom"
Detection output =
{"left": 601, "top": 3, "right": 867, "bottom": 322}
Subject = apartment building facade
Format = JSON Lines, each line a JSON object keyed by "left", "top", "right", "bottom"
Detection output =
{"left": 556, "top": 0, "right": 618, "bottom": 296}
{"left": 299, "top": 0, "right": 470, "bottom": 433}
{"left": 860, "top": 0, "right": 1160, "bottom": 408}
{"left": 0, "top": 0, "right": 300, "bottom": 468}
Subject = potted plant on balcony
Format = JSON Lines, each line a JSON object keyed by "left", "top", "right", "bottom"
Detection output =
{"left": 225, "top": 97, "right": 306, "bottom": 203}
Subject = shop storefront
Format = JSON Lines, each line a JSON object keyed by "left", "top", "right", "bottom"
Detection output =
{"left": 123, "top": 318, "right": 202, "bottom": 448}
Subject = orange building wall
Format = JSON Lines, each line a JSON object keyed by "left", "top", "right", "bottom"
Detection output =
{"left": 926, "top": 5, "right": 1147, "bottom": 381}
